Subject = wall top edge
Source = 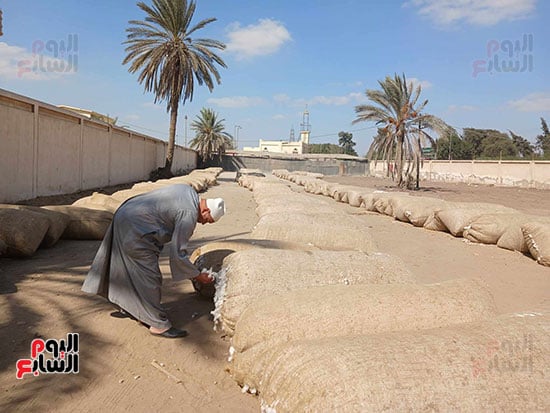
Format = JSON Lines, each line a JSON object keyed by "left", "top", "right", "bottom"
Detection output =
{"left": 0, "top": 87, "right": 194, "bottom": 153}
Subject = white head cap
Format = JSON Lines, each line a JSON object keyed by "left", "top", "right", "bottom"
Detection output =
{"left": 205, "top": 198, "right": 226, "bottom": 222}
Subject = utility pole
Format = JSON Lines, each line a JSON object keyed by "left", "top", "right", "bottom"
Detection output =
{"left": 449, "top": 132, "right": 452, "bottom": 161}
{"left": 416, "top": 118, "right": 421, "bottom": 190}
{"left": 184, "top": 115, "right": 188, "bottom": 147}
{"left": 234, "top": 125, "right": 241, "bottom": 150}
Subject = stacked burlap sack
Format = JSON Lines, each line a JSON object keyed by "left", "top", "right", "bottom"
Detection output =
{"left": 0, "top": 168, "right": 222, "bottom": 258}
{"left": 256, "top": 307, "right": 549, "bottom": 412}
{"left": 212, "top": 248, "right": 414, "bottom": 335}
{"left": 213, "top": 175, "right": 548, "bottom": 411}
{"left": 273, "top": 170, "right": 550, "bottom": 266}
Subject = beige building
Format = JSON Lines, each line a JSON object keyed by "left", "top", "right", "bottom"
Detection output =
{"left": 57, "top": 105, "right": 117, "bottom": 125}
{"left": 244, "top": 130, "right": 311, "bottom": 154}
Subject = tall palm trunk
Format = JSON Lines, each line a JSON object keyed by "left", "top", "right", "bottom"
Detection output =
{"left": 395, "top": 129, "right": 405, "bottom": 187}
{"left": 164, "top": 97, "right": 179, "bottom": 174}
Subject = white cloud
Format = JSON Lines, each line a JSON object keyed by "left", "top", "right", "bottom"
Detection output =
{"left": 225, "top": 19, "right": 292, "bottom": 59}
{"left": 207, "top": 96, "right": 266, "bottom": 108}
{"left": 272, "top": 114, "right": 285, "bottom": 120}
{"left": 298, "top": 92, "right": 366, "bottom": 107}
{"left": 448, "top": 104, "right": 477, "bottom": 112}
{"left": 0, "top": 42, "right": 76, "bottom": 80}
{"left": 273, "top": 93, "right": 291, "bottom": 104}
{"left": 405, "top": 0, "right": 536, "bottom": 27}
{"left": 408, "top": 77, "right": 433, "bottom": 89}
{"left": 508, "top": 92, "right": 550, "bottom": 112}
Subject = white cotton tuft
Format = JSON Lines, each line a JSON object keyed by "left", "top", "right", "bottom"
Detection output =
{"left": 261, "top": 399, "right": 278, "bottom": 413}
{"left": 199, "top": 267, "right": 217, "bottom": 281}
{"left": 210, "top": 266, "right": 229, "bottom": 330}
{"left": 227, "top": 346, "right": 235, "bottom": 362}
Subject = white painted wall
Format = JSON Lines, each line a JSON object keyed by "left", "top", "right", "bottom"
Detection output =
{"left": 370, "top": 159, "right": 550, "bottom": 189}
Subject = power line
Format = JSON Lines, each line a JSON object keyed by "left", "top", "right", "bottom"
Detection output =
{"left": 309, "top": 125, "right": 378, "bottom": 140}
{"left": 118, "top": 122, "right": 168, "bottom": 136}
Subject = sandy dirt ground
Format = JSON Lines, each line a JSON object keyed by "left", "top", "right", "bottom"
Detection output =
{"left": 1, "top": 172, "right": 549, "bottom": 412}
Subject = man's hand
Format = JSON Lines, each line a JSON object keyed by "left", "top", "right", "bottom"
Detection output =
{"left": 193, "top": 272, "right": 215, "bottom": 285}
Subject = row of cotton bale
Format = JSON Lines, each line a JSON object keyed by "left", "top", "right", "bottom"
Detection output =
{"left": 199, "top": 174, "right": 550, "bottom": 411}
{"left": 272, "top": 169, "right": 550, "bottom": 267}
{"left": 0, "top": 168, "right": 223, "bottom": 258}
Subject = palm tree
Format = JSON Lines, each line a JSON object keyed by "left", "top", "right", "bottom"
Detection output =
{"left": 353, "top": 73, "right": 453, "bottom": 188}
{"left": 123, "top": 0, "right": 227, "bottom": 177}
{"left": 190, "top": 108, "right": 233, "bottom": 161}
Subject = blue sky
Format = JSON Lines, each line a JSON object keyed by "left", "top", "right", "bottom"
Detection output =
{"left": 1, "top": 0, "right": 549, "bottom": 155}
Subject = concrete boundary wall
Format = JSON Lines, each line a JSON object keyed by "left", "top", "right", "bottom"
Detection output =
{"left": 370, "top": 159, "right": 550, "bottom": 189}
{"left": 0, "top": 88, "right": 197, "bottom": 203}
{"left": 222, "top": 152, "right": 369, "bottom": 176}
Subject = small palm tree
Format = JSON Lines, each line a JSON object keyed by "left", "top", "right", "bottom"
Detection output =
{"left": 190, "top": 108, "right": 233, "bottom": 161}
{"left": 123, "top": 0, "right": 227, "bottom": 176}
{"left": 353, "top": 73, "right": 452, "bottom": 188}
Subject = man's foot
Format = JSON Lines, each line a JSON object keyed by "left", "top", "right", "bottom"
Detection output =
{"left": 110, "top": 309, "right": 135, "bottom": 320}
{"left": 149, "top": 326, "right": 188, "bottom": 338}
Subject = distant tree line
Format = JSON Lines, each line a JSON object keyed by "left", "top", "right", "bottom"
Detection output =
{"left": 434, "top": 118, "right": 550, "bottom": 160}
{"left": 305, "top": 131, "right": 358, "bottom": 156}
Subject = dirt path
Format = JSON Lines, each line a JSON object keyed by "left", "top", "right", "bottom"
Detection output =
{"left": 1, "top": 173, "right": 548, "bottom": 412}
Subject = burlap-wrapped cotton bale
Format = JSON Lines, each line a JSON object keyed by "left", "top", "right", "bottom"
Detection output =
{"left": 130, "top": 182, "right": 163, "bottom": 193}
{"left": 433, "top": 203, "right": 518, "bottom": 236}
{"left": 344, "top": 188, "right": 375, "bottom": 207}
{"left": 359, "top": 190, "right": 389, "bottom": 211}
{"left": 172, "top": 177, "right": 205, "bottom": 192}
{"left": 237, "top": 168, "right": 265, "bottom": 179}
{"left": 423, "top": 211, "right": 449, "bottom": 231}
{"left": 258, "top": 310, "right": 549, "bottom": 412}
{"left": 216, "top": 249, "right": 413, "bottom": 335}
{"left": 229, "top": 278, "right": 496, "bottom": 389}
{"left": 252, "top": 189, "right": 294, "bottom": 206}
{"left": 303, "top": 179, "right": 323, "bottom": 195}
{"left": 497, "top": 226, "right": 529, "bottom": 252}
{"left": 522, "top": 222, "right": 550, "bottom": 266}
{"left": 372, "top": 192, "right": 410, "bottom": 216}
{"left": 494, "top": 216, "right": 550, "bottom": 253}
{"left": 316, "top": 181, "right": 336, "bottom": 197}
{"left": 186, "top": 171, "right": 218, "bottom": 186}
{"left": 338, "top": 186, "right": 370, "bottom": 205}
{"left": 255, "top": 200, "right": 335, "bottom": 218}
{"left": 271, "top": 169, "right": 288, "bottom": 179}
{"left": 237, "top": 175, "right": 255, "bottom": 189}
{"left": 72, "top": 192, "right": 122, "bottom": 214}
{"left": 305, "top": 172, "right": 324, "bottom": 179}
{"left": 464, "top": 213, "right": 550, "bottom": 245}
{"left": 251, "top": 212, "right": 377, "bottom": 252}
{"left": 391, "top": 196, "right": 448, "bottom": 225}
{"left": 0, "top": 208, "right": 50, "bottom": 257}
{"left": 286, "top": 173, "right": 299, "bottom": 183}
{"left": 297, "top": 176, "right": 313, "bottom": 186}
{"left": 424, "top": 202, "right": 514, "bottom": 233}
{"left": 252, "top": 179, "right": 293, "bottom": 198}
{"left": 329, "top": 185, "right": 358, "bottom": 202}
{"left": 0, "top": 204, "right": 70, "bottom": 248}
{"left": 42, "top": 205, "right": 113, "bottom": 240}
{"left": 190, "top": 240, "right": 319, "bottom": 298}
{"left": 201, "top": 166, "right": 223, "bottom": 176}
{"left": 110, "top": 189, "right": 142, "bottom": 202}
